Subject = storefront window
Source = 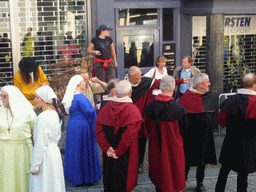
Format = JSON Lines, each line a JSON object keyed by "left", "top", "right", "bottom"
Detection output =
{"left": 19, "top": 0, "right": 88, "bottom": 75}
{"left": 123, "top": 35, "right": 154, "bottom": 68}
{"left": 192, "top": 15, "right": 256, "bottom": 92}
{"left": 119, "top": 8, "right": 157, "bottom": 26}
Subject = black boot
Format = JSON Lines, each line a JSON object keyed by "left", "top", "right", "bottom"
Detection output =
{"left": 196, "top": 165, "right": 206, "bottom": 192}
{"left": 196, "top": 181, "right": 206, "bottom": 192}
{"left": 138, "top": 164, "right": 143, "bottom": 174}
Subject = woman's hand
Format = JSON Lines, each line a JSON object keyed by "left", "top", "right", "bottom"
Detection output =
{"left": 114, "top": 62, "right": 118, "bottom": 68}
{"left": 95, "top": 51, "right": 101, "bottom": 56}
{"left": 31, "top": 171, "right": 39, "bottom": 175}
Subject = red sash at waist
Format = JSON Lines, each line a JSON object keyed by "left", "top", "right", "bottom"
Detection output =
{"left": 94, "top": 57, "right": 113, "bottom": 68}
{"left": 92, "top": 57, "right": 113, "bottom": 77}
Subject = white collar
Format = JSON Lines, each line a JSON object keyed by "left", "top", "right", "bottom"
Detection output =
{"left": 189, "top": 85, "right": 208, "bottom": 95}
{"left": 112, "top": 95, "right": 133, "bottom": 103}
{"left": 237, "top": 88, "right": 256, "bottom": 95}
{"left": 102, "top": 94, "right": 114, "bottom": 101}
{"left": 183, "top": 68, "right": 191, "bottom": 72}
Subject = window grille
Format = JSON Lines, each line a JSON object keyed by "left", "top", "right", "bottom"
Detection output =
{"left": 223, "top": 34, "right": 256, "bottom": 92}
{"left": 0, "top": 1, "right": 12, "bottom": 87}
{"left": 192, "top": 36, "right": 206, "bottom": 73}
{"left": 18, "top": 0, "right": 89, "bottom": 76}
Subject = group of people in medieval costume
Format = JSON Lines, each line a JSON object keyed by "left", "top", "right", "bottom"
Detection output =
{"left": 1, "top": 54, "right": 256, "bottom": 192}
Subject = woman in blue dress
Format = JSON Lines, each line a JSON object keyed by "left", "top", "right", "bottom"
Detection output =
{"left": 62, "top": 75, "right": 101, "bottom": 185}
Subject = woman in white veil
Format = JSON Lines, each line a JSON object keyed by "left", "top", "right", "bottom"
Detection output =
{"left": 30, "top": 85, "right": 65, "bottom": 192}
{"left": 0, "top": 85, "right": 36, "bottom": 192}
{"left": 62, "top": 75, "right": 101, "bottom": 185}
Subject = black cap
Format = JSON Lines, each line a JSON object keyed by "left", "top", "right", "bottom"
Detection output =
{"left": 18, "top": 57, "right": 39, "bottom": 74}
{"left": 98, "top": 25, "right": 113, "bottom": 31}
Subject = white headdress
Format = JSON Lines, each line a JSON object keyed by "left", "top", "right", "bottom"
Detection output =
{"left": 62, "top": 75, "right": 83, "bottom": 114}
{"left": 35, "top": 85, "right": 57, "bottom": 104}
{"left": 1, "top": 85, "right": 35, "bottom": 120}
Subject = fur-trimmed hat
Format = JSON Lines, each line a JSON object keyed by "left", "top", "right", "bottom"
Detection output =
{"left": 18, "top": 57, "right": 39, "bottom": 74}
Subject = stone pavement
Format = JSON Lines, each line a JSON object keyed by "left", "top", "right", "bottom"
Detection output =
{"left": 66, "top": 171, "right": 256, "bottom": 192}
{"left": 65, "top": 134, "right": 256, "bottom": 192}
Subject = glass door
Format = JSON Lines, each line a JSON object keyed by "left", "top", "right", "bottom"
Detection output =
{"left": 116, "top": 29, "right": 160, "bottom": 79}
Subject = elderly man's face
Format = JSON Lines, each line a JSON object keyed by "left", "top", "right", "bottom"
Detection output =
{"left": 132, "top": 69, "right": 142, "bottom": 84}
{"left": 182, "top": 57, "right": 192, "bottom": 70}
{"left": 80, "top": 73, "right": 89, "bottom": 87}
{"left": 200, "top": 78, "right": 211, "bottom": 92}
{"left": 253, "top": 84, "right": 256, "bottom": 91}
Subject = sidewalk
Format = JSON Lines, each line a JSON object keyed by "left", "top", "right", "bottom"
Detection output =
{"left": 65, "top": 134, "right": 256, "bottom": 192}
{"left": 66, "top": 171, "right": 256, "bottom": 192}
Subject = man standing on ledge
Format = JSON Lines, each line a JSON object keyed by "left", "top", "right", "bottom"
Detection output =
{"left": 173, "top": 55, "right": 201, "bottom": 99}
{"left": 95, "top": 80, "right": 142, "bottom": 192}
{"left": 216, "top": 73, "right": 256, "bottom": 192}
{"left": 127, "top": 66, "right": 186, "bottom": 173}
{"left": 178, "top": 73, "right": 217, "bottom": 192}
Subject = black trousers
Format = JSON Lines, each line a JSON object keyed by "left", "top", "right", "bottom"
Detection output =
{"left": 185, "top": 164, "right": 206, "bottom": 183}
{"left": 155, "top": 186, "right": 162, "bottom": 192}
{"left": 138, "top": 137, "right": 147, "bottom": 165}
{"left": 215, "top": 164, "right": 248, "bottom": 192}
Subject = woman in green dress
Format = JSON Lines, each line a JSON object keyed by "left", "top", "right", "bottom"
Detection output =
{"left": 0, "top": 85, "right": 37, "bottom": 192}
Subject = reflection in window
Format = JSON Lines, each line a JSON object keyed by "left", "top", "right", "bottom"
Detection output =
{"left": 119, "top": 9, "right": 157, "bottom": 26}
{"left": 19, "top": 0, "right": 88, "bottom": 75}
{"left": 123, "top": 35, "right": 154, "bottom": 68}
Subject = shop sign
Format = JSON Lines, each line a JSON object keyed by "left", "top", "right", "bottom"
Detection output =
{"left": 224, "top": 15, "right": 256, "bottom": 35}
{"left": 193, "top": 15, "right": 256, "bottom": 36}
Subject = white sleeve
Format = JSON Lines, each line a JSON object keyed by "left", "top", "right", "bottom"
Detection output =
{"left": 163, "top": 67, "right": 168, "bottom": 76}
{"left": 30, "top": 114, "right": 50, "bottom": 173}
{"left": 143, "top": 68, "right": 155, "bottom": 78}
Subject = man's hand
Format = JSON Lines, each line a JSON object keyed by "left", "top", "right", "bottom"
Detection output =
{"left": 112, "top": 151, "right": 119, "bottom": 159}
{"left": 91, "top": 77, "right": 107, "bottom": 90}
{"left": 183, "top": 78, "right": 191, "bottom": 84}
{"left": 91, "top": 77, "right": 99, "bottom": 84}
{"left": 107, "top": 147, "right": 119, "bottom": 159}
{"left": 107, "top": 147, "right": 114, "bottom": 157}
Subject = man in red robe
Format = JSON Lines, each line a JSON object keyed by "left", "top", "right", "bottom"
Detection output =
{"left": 95, "top": 80, "right": 143, "bottom": 192}
{"left": 215, "top": 73, "right": 256, "bottom": 192}
{"left": 178, "top": 73, "right": 218, "bottom": 192}
{"left": 127, "top": 66, "right": 185, "bottom": 173}
{"left": 144, "top": 75, "right": 188, "bottom": 192}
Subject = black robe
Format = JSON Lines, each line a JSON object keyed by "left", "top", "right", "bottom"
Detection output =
{"left": 96, "top": 101, "right": 142, "bottom": 192}
{"left": 219, "top": 93, "right": 256, "bottom": 174}
{"left": 178, "top": 90, "right": 218, "bottom": 166}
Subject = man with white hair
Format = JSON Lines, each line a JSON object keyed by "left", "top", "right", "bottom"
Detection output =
{"left": 96, "top": 80, "right": 143, "bottom": 192}
{"left": 127, "top": 66, "right": 185, "bottom": 173}
{"left": 178, "top": 73, "right": 218, "bottom": 192}
{"left": 144, "top": 75, "right": 188, "bottom": 192}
